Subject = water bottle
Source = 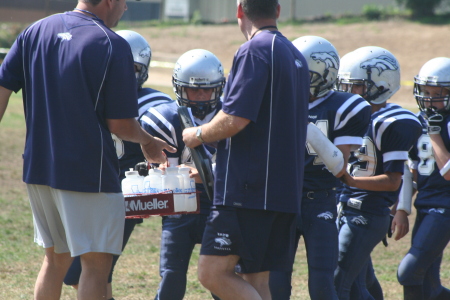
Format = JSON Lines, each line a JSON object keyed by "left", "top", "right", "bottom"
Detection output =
{"left": 178, "top": 167, "right": 197, "bottom": 212}
{"left": 121, "top": 168, "right": 144, "bottom": 196}
{"left": 162, "top": 167, "right": 185, "bottom": 212}
{"left": 143, "top": 168, "right": 163, "bottom": 194}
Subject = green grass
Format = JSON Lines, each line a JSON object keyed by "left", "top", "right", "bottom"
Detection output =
{"left": 1, "top": 90, "right": 449, "bottom": 299}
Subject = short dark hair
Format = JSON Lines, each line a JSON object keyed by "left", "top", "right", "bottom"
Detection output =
{"left": 240, "top": 0, "right": 278, "bottom": 21}
{"left": 79, "top": 0, "right": 102, "bottom": 5}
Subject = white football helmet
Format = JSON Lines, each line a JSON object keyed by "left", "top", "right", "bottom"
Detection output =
{"left": 173, "top": 49, "right": 225, "bottom": 120}
{"left": 414, "top": 57, "right": 450, "bottom": 116}
{"left": 116, "top": 30, "right": 151, "bottom": 88}
{"left": 292, "top": 36, "right": 340, "bottom": 98}
{"left": 336, "top": 46, "right": 400, "bottom": 104}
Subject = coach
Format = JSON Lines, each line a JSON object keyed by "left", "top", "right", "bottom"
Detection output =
{"left": 0, "top": 0, "right": 174, "bottom": 299}
{"left": 182, "top": 0, "right": 310, "bottom": 299}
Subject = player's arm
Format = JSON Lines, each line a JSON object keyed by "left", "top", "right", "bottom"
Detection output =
{"left": 183, "top": 110, "right": 250, "bottom": 148}
{"left": 106, "top": 118, "right": 176, "bottom": 164}
{"left": 0, "top": 86, "right": 12, "bottom": 123}
{"left": 428, "top": 133, "right": 450, "bottom": 180}
{"left": 339, "top": 171, "right": 403, "bottom": 192}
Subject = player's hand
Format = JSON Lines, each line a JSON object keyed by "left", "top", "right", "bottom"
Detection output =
{"left": 180, "top": 164, "right": 202, "bottom": 183}
{"left": 391, "top": 210, "right": 409, "bottom": 241}
{"left": 141, "top": 136, "right": 176, "bottom": 164}
{"left": 182, "top": 127, "right": 202, "bottom": 148}
{"left": 339, "top": 171, "right": 355, "bottom": 186}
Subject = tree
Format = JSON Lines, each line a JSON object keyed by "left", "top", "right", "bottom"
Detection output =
{"left": 396, "top": 0, "right": 444, "bottom": 18}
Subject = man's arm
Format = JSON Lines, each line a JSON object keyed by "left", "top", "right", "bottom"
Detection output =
{"left": 106, "top": 118, "right": 176, "bottom": 164}
{"left": 182, "top": 110, "right": 251, "bottom": 148}
{"left": 0, "top": 86, "right": 13, "bottom": 122}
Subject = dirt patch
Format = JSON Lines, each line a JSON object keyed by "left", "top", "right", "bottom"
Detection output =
{"left": 139, "top": 20, "right": 450, "bottom": 109}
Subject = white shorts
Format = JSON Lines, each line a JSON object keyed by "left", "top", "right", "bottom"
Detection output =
{"left": 27, "top": 184, "right": 125, "bottom": 256}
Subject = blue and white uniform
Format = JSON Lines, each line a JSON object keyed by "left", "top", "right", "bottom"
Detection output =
{"left": 140, "top": 100, "right": 220, "bottom": 300}
{"left": 397, "top": 113, "right": 450, "bottom": 299}
{"left": 335, "top": 103, "right": 422, "bottom": 300}
{"left": 270, "top": 91, "right": 371, "bottom": 300}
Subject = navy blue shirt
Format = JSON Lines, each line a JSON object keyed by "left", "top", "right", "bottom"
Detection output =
{"left": 304, "top": 91, "right": 371, "bottom": 191}
{"left": 0, "top": 12, "right": 138, "bottom": 193}
{"left": 214, "top": 30, "right": 310, "bottom": 213}
{"left": 340, "top": 103, "right": 422, "bottom": 215}
{"left": 410, "top": 113, "right": 450, "bottom": 209}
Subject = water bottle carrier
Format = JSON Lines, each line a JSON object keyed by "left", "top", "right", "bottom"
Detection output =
{"left": 124, "top": 190, "right": 200, "bottom": 219}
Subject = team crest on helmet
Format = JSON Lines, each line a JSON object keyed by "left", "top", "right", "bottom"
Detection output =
{"left": 310, "top": 51, "right": 340, "bottom": 71}
{"left": 139, "top": 46, "right": 151, "bottom": 58}
{"left": 360, "top": 55, "right": 398, "bottom": 76}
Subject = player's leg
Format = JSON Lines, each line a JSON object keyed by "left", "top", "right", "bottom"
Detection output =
{"left": 364, "top": 258, "right": 384, "bottom": 300}
{"left": 398, "top": 208, "right": 450, "bottom": 300}
{"left": 269, "top": 215, "right": 301, "bottom": 300}
{"left": 334, "top": 208, "right": 389, "bottom": 300}
{"left": 302, "top": 192, "right": 339, "bottom": 300}
{"left": 155, "top": 214, "right": 198, "bottom": 300}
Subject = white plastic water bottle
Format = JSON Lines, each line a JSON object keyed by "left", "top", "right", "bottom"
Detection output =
{"left": 178, "top": 167, "right": 197, "bottom": 212}
{"left": 143, "top": 168, "right": 163, "bottom": 193}
{"left": 121, "top": 168, "right": 144, "bottom": 196}
{"left": 162, "top": 167, "right": 185, "bottom": 212}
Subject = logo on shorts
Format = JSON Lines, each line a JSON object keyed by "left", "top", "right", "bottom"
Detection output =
{"left": 214, "top": 232, "right": 231, "bottom": 251}
{"left": 429, "top": 208, "right": 445, "bottom": 214}
{"left": 57, "top": 32, "right": 72, "bottom": 41}
{"left": 317, "top": 211, "right": 333, "bottom": 220}
{"left": 351, "top": 215, "right": 368, "bottom": 226}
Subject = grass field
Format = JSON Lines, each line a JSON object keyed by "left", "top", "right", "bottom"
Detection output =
{"left": 1, "top": 88, "right": 449, "bottom": 298}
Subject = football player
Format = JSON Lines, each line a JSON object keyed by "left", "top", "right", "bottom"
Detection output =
{"left": 397, "top": 57, "right": 450, "bottom": 300}
{"left": 143, "top": 49, "right": 224, "bottom": 300}
{"left": 63, "top": 30, "right": 173, "bottom": 300}
{"left": 334, "top": 46, "right": 422, "bottom": 300}
{"left": 269, "top": 36, "right": 372, "bottom": 300}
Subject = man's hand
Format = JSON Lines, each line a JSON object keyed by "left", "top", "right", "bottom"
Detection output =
{"left": 141, "top": 136, "right": 176, "bottom": 164}
{"left": 391, "top": 210, "right": 409, "bottom": 241}
{"left": 183, "top": 127, "right": 203, "bottom": 148}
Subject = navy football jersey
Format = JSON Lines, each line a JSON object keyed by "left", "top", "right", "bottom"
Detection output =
{"left": 340, "top": 103, "right": 422, "bottom": 215}
{"left": 112, "top": 88, "right": 172, "bottom": 180}
{"left": 139, "top": 101, "right": 222, "bottom": 214}
{"left": 409, "top": 113, "right": 450, "bottom": 209}
{"left": 304, "top": 91, "right": 371, "bottom": 191}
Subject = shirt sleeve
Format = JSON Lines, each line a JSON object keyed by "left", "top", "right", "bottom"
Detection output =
{"left": 222, "top": 50, "right": 269, "bottom": 123}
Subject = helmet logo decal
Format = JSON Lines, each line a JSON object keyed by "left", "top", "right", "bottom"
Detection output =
{"left": 310, "top": 51, "right": 339, "bottom": 70}
{"left": 139, "top": 46, "right": 151, "bottom": 58}
{"left": 360, "top": 55, "right": 398, "bottom": 76}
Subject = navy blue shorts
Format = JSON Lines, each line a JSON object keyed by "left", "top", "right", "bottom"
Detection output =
{"left": 200, "top": 206, "right": 297, "bottom": 274}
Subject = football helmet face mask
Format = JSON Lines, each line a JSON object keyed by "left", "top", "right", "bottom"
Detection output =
{"left": 292, "top": 36, "right": 340, "bottom": 98}
{"left": 336, "top": 46, "right": 400, "bottom": 105}
{"left": 414, "top": 57, "right": 450, "bottom": 117}
{"left": 116, "top": 30, "right": 151, "bottom": 88}
{"left": 173, "top": 49, "right": 225, "bottom": 120}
